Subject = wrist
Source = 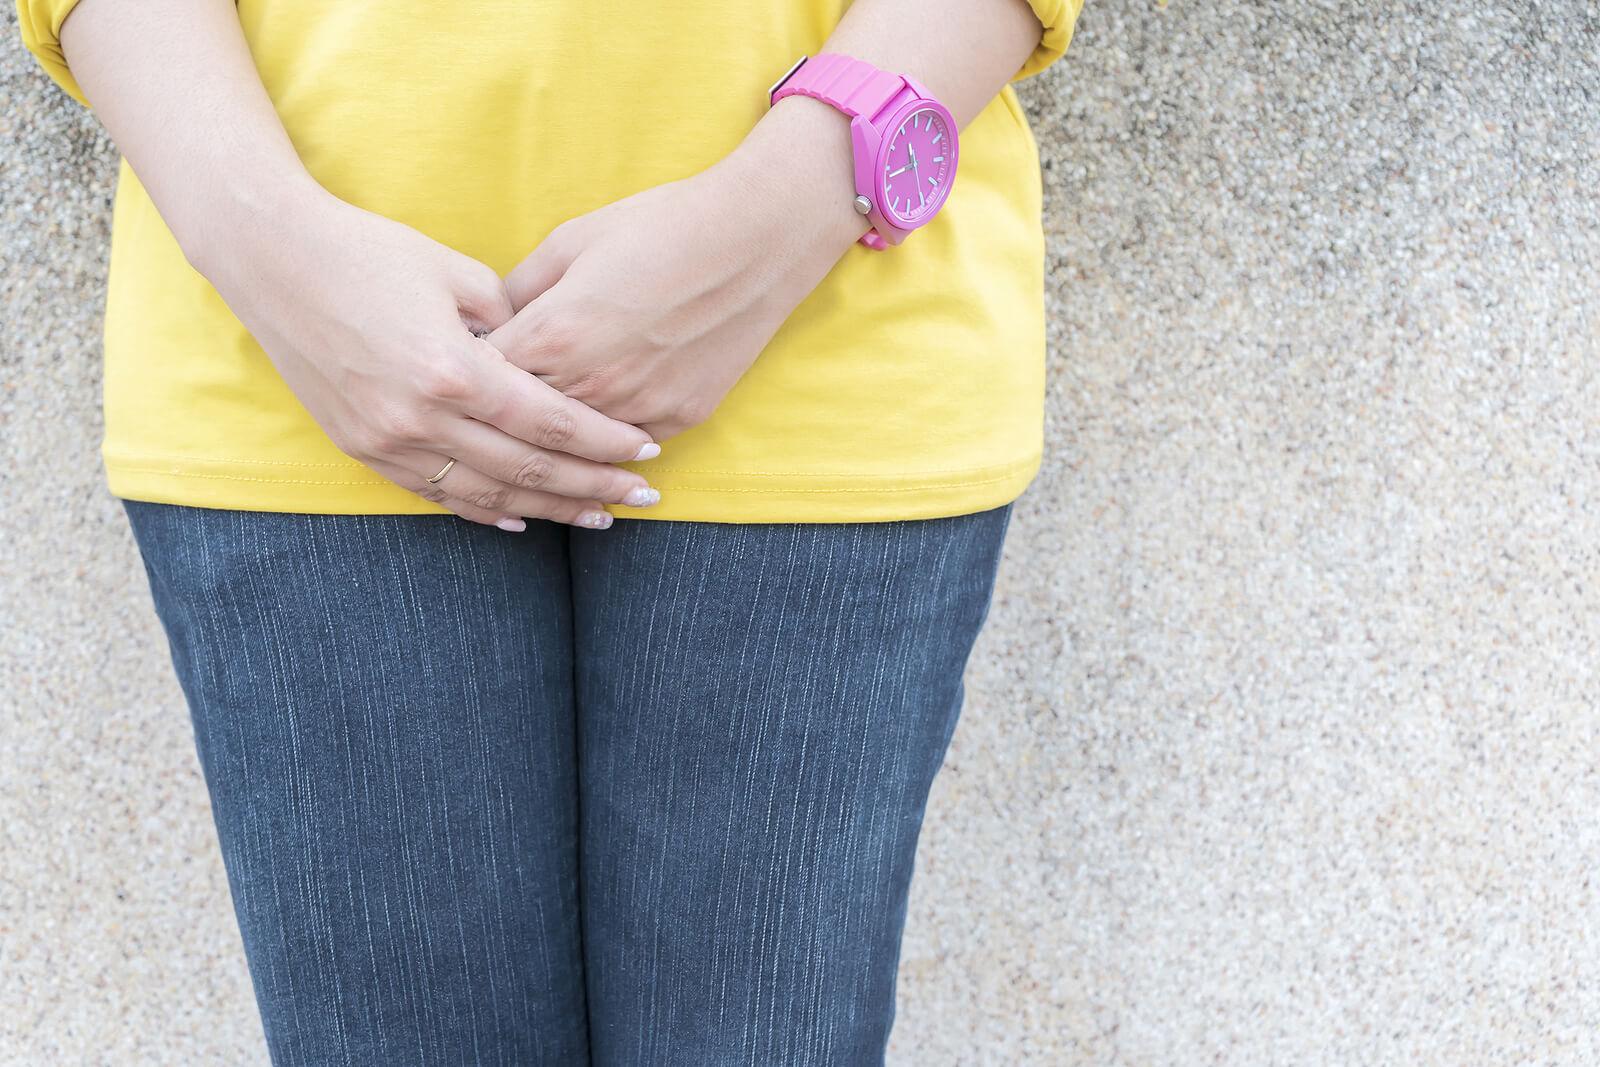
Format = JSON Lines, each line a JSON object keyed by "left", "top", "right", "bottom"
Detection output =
{"left": 728, "top": 95, "right": 872, "bottom": 258}
{"left": 178, "top": 167, "right": 327, "bottom": 283}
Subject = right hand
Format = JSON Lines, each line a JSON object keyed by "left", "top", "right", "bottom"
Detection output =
{"left": 194, "top": 182, "right": 659, "bottom": 530}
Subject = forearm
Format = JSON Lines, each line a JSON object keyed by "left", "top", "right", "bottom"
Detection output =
{"left": 732, "top": 0, "right": 1048, "bottom": 251}
{"left": 479, "top": 0, "right": 1057, "bottom": 445}
{"left": 815, "top": 0, "right": 1046, "bottom": 129}
{"left": 58, "top": 0, "right": 320, "bottom": 276}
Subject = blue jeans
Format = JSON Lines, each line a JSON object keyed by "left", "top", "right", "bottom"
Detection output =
{"left": 123, "top": 500, "right": 1012, "bottom": 1066}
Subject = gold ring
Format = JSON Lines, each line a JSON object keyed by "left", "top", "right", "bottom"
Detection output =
{"left": 426, "top": 458, "right": 457, "bottom": 484}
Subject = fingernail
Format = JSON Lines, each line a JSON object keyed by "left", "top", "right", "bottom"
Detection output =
{"left": 578, "top": 511, "right": 614, "bottom": 530}
{"left": 632, "top": 442, "right": 661, "bottom": 461}
{"left": 622, "top": 486, "right": 660, "bottom": 508}
{"left": 496, "top": 517, "right": 527, "bottom": 532}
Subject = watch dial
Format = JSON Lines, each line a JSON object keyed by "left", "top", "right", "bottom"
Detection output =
{"left": 880, "top": 107, "right": 954, "bottom": 225}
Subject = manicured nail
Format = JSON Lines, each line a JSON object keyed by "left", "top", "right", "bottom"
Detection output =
{"left": 578, "top": 511, "right": 613, "bottom": 530}
{"left": 632, "top": 442, "right": 661, "bottom": 461}
{"left": 622, "top": 487, "right": 660, "bottom": 508}
{"left": 496, "top": 517, "right": 526, "bottom": 533}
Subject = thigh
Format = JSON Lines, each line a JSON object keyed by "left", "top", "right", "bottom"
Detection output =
{"left": 569, "top": 505, "right": 1012, "bottom": 1067}
{"left": 124, "top": 502, "right": 589, "bottom": 1066}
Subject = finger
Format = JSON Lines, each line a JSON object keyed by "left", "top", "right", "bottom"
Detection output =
{"left": 398, "top": 454, "right": 618, "bottom": 530}
{"left": 482, "top": 286, "right": 569, "bottom": 375}
{"left": 374, "top": 455, "right": 618, "bottom": 531}
{"left": 439, "top": 419, "right": 658, "bottom": 507}
{"left": 365, "top": 456, "right": 523, "bottom": 528}
{"left": 503, "top": 223, "right": 582, "bottom": 312}
{"left": 451, "top": 260, "right": 516, "bottom": 336}
{"left": 466, "top": 338, "right": 658, "bottom": 464}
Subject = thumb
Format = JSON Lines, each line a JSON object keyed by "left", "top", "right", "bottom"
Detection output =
{"left": 504, "top": 221, "right": 582, "bottom": 312}
{"left": 452, "top": 261, "right": 516, "bottom": 336}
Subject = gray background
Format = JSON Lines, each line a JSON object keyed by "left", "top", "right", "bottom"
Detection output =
{"left": 4, "top": 2, "right": 1597, "bottom": 1063}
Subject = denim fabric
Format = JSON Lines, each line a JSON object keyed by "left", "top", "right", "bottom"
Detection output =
{"left": 122, "top": 501, "right": 1012, "bottom": 1067}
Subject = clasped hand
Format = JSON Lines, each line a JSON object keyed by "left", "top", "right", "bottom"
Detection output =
{"left": 216, "top": 110, "right": 858, "bottom": 532}
{"left": 486, "top": 154, "right": 853, "bottom": 448}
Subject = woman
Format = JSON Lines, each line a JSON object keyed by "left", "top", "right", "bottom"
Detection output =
{"left": 18, "top": 0, "right": 1079, "bottom": 1061}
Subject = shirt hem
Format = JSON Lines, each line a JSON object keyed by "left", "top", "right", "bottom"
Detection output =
{"left": 104, "top": 451, "right": 1043, "bottom": 524}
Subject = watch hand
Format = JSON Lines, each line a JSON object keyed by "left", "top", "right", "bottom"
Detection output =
{"left": 888, "top": 163, "right": 914, "bottom": 177}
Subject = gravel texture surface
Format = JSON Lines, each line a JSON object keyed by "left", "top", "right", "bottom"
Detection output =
{"left": 4, "top": 2, "right": 1598, "bottom": 1064}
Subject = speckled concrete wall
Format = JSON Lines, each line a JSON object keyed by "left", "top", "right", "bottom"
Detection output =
{"left": 4, "top": 3, "right": 1598, "bottom": 1064}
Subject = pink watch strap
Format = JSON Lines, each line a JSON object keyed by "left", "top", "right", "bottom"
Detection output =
{"left": 769, "top": 53, "right": 905, "bottom": 121}
{"left": 770, "top": 54, "right": 909, "bottom": 250}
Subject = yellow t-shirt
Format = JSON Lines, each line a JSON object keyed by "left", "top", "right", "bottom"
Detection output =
{"left": 18, "top": 0, "right": 1080, "bottom": 522}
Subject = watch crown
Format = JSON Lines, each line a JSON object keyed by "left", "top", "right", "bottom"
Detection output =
{"left": 853, "top": 195, "right": 873, "bottom": 216}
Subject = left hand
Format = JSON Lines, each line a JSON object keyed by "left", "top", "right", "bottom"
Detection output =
{"left": 486, "top": 105, "right": 867, "bottom": 443}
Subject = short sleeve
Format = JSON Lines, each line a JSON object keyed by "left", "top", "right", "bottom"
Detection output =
{"left": 1012, "top": 0, "right": 1084, "bottom": 83}
{"left": 15, "top": 0, "right": 90, "bottom": 105}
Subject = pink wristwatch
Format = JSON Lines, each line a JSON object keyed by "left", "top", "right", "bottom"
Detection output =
{"left": 769, "top": 53, "right": 959, "bottom": 251}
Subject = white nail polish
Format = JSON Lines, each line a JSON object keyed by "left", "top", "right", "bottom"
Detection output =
{"left": 632, "top": 442, "right": 662, "bottom": 461}
{"left": 623, "top": 487, "right": 660, "bottom": 508}
{"left": 496, "top": 517, "right": 526, "bottom": 532}
{"left": 578, "top": 511, "right": 613, "bottom": 530}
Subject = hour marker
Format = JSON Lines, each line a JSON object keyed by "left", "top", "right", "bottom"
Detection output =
{"left": 899, "top": 124, "right": 906, "bottom": 137}
{"left": 933, "top": 132, "right": 942, "bottom": 143}
{"left": 929, "top": 177, "right": 939, "bottom": 186}
{"left": 933, "top": 156, "right": 945, "bottom": 162}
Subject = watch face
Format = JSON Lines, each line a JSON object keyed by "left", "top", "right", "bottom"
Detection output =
{"left": 879, "top": 105, "right": 955, "bottom": 227}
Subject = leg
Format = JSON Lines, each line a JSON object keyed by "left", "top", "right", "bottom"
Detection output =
{"left": 569, "top": 506, "right": 1012, "bottom": 1066}
{"left": 123, "top": 502, "right": 589, "bottom": 1066}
